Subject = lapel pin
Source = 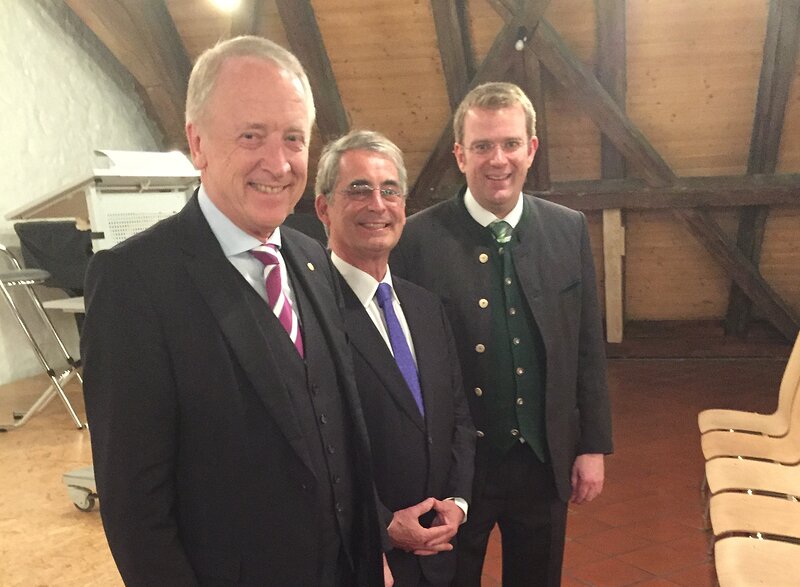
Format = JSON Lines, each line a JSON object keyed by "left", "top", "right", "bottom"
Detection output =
{"left": 307, "top": 262, "right": 315, "bottom": 271}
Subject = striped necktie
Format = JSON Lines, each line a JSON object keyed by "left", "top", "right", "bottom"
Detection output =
{"left": 251, "top": 244, "right": 304, "bottom": 358}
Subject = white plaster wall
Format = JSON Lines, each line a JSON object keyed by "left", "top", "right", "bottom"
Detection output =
{"left": 0, "top": 1, "right": 164, "bottom": 386}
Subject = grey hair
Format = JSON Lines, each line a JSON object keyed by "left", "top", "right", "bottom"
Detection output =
{"left": 315, "top": 130, "right": 407, "bottom": 199}
{"left": 453, "top": 82, "right": 537, "bottom": 144}
{"left": 185, "top": 35, "right": 315, "bottom": 128}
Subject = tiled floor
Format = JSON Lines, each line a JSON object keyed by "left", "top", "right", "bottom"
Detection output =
{"left": 480, "top": 358, "right": 786, "bottom": 586}
{"left": 0, "top": 357, "right": 787, "bottom": 585}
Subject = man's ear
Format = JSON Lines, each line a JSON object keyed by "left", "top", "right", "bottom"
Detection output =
{"left": 453, "top": 143, "right": 467, "bottom": 173}
{"left": 314, "top": 194, "right": 331, "bottom": 226}
{"left": 186, "top": 122, "right": 207, "bottom": 170}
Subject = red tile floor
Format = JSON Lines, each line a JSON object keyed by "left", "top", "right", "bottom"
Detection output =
{"left": 479, "top": 358, "right": 786, "bottom": 586}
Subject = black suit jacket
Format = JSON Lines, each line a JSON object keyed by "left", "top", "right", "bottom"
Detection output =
{"left": 81, "top": 195, "right": 383, "bottom": 586}
{"left": 339, "top": 273, "right": 475, "bottom": 585}
{"left": 391, "top": 190, "right": 613, "bottom": 502}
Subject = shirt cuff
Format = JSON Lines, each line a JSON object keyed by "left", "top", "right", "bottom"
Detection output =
{"left": 446, "top": 497, "right": 469, "bottom": 524}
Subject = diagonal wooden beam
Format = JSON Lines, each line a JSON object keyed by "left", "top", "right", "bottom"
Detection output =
{"left": 726, "top": 0, "right": 800, "bottom": 335}
{"left": 526, "top": 19, "right": 674, "bottom": 187}
{"left": 64, "top": 0, "right": 191, "bottom": 149}
{"left": 430, "top": 0, "right": 474, "bottom": 112}
{"left": 676, "top": 208, "right": 799, "bottom": 341}
{"left": 275, "top": 0, "right": 349, "bottom": 142}
{"left": 411, "top": 1, "right": 552, "bottom": 203}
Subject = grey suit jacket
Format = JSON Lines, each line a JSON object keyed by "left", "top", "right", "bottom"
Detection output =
{"left": 339, "top": 273, "right": 475, "bottom": 585}
{"left": 391, "top": 189, "right": 613, "bottom": 502}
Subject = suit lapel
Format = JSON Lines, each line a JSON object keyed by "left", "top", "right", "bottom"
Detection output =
{"left": 339, "top": 274, "right": 427, "bottom": 432}
{"left": 510, "top": 197, "right": 553, "bottom": 357}
{"left": 177, "top": 199, "right": 314, "bottom": 473}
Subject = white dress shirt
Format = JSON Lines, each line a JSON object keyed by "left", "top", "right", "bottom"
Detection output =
{"left": 463, "top": 187, "right": 524, "bottom": 228}
{"left": 197, "top": 186, "right": 299, "bottom": 317}
{"left": 331, "top": 252, "right": 418, "bottom": 365}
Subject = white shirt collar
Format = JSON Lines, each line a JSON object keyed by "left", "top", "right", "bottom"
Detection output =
{"left": 463, "top": 187, "right": 524, "bottom": 229}
{"left": 331, "top": 252, "right": 395, "bottom": 308}
{"left": 197, "top": 185, "right": 283, "bottom": 255}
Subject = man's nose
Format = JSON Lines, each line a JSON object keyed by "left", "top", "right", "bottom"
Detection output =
{"left": 365, "top": 189, "right": 388, "bottom": 210}
{"left": 258, "top": 138, "right": 291, "bottom": 176}
{"left": 488, "top": 144, "right": 508, "bottom": 165}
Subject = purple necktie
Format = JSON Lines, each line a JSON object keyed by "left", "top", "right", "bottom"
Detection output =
{"left": 251, "top": 244, "right": 304, "bottom": 358}
{"left": 375, "top": 283, "right": 424, "bottom": 416}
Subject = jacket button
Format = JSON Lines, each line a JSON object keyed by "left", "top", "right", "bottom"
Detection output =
{"left": 508, "top": 307, "right": 516, "bottom": 316}
{"left": 516, "top": 367, "right": 525, "bottom": 376}
{"left": 510, "top": 428, "right": 520, "bottom": 437}
{"left": 478, "top": 298, "right": 488, "bottom": 308}
{"left": 516, "top": 397, "right": 524, "bottom": 406}
{"left": 474, "top": 387, "right": 483, "bottom": 397}
{"left": 476, "top": 430, "right": 485, "bottom": 438}
{"left": 475, "top": 343, "right": 485, "bottom": 353}
{"left": 479, "top": 253, "right": 488, "bottom": 263}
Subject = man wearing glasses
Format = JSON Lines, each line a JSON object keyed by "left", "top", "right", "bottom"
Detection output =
{"left": 315, "top": 130, "right": 475, "bottom": 586}
{"left": 391, "top": 83, "right": 613, "bottom": 586}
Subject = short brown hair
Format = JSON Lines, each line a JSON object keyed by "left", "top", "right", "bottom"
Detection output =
{"left": 453, "top": 82, "right": 536, "bottom": 144}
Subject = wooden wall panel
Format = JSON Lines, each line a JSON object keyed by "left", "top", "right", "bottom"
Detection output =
{"left": 759, "top": 208, "right": 800, "bottom": 317}
{"left": 625, "top": 210, "right": 740, "bottom": 320}
{"left": 776, "top": 54, "right": 800, "bottom": 172}
{"left": 314, "top": 0, "right": 451, "bottom": 183}
{"left": 627, "top": 0, "right": 769, "bottom": 176}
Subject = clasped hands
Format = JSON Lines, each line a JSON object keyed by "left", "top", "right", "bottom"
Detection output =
{"left": 387, "top": 497, "right": 464, "bottom": 556}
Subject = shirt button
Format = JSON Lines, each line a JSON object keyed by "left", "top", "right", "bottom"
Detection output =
{"left": 478, "top": 298, "right": 488, "bottom": 308}
{"left": 498, "top": 246, "right": 505, "bottom": 254}
{"left": 333, "top": 475, "right": 341, "bottom": 484}
{"left": 512, "top": 337, "right": 521, "bottom": 345}
{"left": 327, "top": 444, "right": 335, "bottom": 454}
{"left": 509, "top": 307, "right": 517, "bottom": 316}
{"left": 335, "top": 502, "right": 343, "bottom": 513}
{"left": 476, "top": 430, "right": 485, "bottom": 438}
{"left": 505, "top": 277, "right": 512, "bottom": 286}
{"left": 475, "top": 343, "right": 486, "bottom": 353}
{"left": 319, "top": 414, "right": 327, "bottom": 424}
{"left": 516, "top": 367, "right": 525, "bottom": 376}
{"left": 474, "top": 387, "right": 483, "bottom": 397}
{"left": 510, "top": 428, "right": 520, "bottom": 437}
{"left": 516, "top": 397, "right": 525, "bottom": 406}
{"left": 479, "top": 253, "right": 489, "bottom": 263}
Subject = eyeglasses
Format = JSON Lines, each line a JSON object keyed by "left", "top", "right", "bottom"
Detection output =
{"left": 338, "top": 184, "right": 405, "bottom": 203}
{"left": 465, "top": 139, "right": 527, "bottom": 156}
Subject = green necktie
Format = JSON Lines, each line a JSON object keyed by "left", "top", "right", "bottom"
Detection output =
{"left": 489, "top": 220, "right": 513, "bottom": 244}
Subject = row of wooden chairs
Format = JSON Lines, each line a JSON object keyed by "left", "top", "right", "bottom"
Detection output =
{"left": 697, "top": 332, "right": 800, "bottom": 587}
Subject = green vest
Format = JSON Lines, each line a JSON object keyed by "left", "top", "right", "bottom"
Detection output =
{"left": 485, "top": 225, "right": 548, "bottom": 461}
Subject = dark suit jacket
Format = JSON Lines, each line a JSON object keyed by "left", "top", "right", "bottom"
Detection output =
{"left": 339, "top": 273, "right": 475, "bottom": 585}
{"left": 391, "top": 190, "right": 613, "bottom": 502}
{"left": 81, "top": 195, "right": 383, "bottom": 586}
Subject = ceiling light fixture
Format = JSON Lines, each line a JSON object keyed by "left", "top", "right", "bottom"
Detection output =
{"left": 210, "top": 0, "right": 241, "bottom": 13}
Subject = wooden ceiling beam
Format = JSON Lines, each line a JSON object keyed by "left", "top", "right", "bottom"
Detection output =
{"left": 229, "top": 0, "right": 260, "bottom": 37}
{"left": 275, "top": 0, "right": 349, "bottom": 142}
{"left": 526, "top": 19, "right": 674, "bottom": 187}
{"left": 676, "top": 208, "right": 799, "bottom": 341}
{"left": 430, "top": 0, "right": 474, "bottom": 112}
{"left": 535, "top": 174, "right": 800, "bottom": 210}
{"left": 64, "top": 0, "right": 192, "bottom": 149}
{"left": 726, "top": 0, "right": 800, "bottom": 335}
{"left": 411, "top": 1, "right": 552, "bottom": 203}
{"left": 596, "top": 0, "right": 627, "bottom": 180}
